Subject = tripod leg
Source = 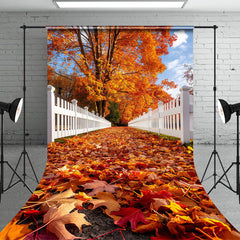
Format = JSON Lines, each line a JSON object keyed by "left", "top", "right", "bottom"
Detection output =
{"left": 8, "top": 152, "right": 24, "bottom": 188}
{"left": 23, "top": 151, "right": 26, "bottom": 184}
{"left": 201, "top": 152, "right": 214, "bottom": 182}
{"left": 208, "top": 163, "right": 234, "bottom": 195}
{"left": 26, "top": 152, "right": 39, "bottom": 183}
{"left": 216, "top": 152, "right": 232, "bottom": 189}
{"left": 6, "top": 162, "right": 33, "bottom": 194}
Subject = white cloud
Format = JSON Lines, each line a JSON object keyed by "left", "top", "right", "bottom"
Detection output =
{"left": 180, "top": 44, "right": 187, "bottom": 50}
{"left": 164, "top": 63, "right": 189, "bottom": 97}
{"left": 167, "top": 59, "right": 179, "bottom": 70}
{"left": 173, "top": 30, "right": 188, "bottom": 48}
{"left": 165, "top": 88, "right": 180, "bottom": 98}
{"left": 174, "top": 65, "right": 185, "bottom": 77}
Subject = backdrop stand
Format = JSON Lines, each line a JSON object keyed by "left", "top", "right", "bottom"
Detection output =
{"left": 8, "top": 25, "right": 39, "bottom": 188}
{"left": 195, "top": 25, "right": 231, "bottom": 192}
{"left": 14, "top": 24, "right": 222, "bottom": 191}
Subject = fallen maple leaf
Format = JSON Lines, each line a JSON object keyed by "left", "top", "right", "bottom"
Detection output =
{"left": 111, "top": 207, "right": 149, "bottom": 229}
{"left": 133, "top": 214, "right": 163, "bottom": 233}
{"left": 0, "top": 219, "right": 32, "bottom": 240}
{"left": 88, "top": 192, "right": 121, "bottom": 216}
{"left": 24, "top": 231, "right": 58, "bottom": 240}
{"left": 146, "top": 173, "right": 158, "bottom": 183}
{"left": 76, "top": 192, "right": 92, "bottom": 201}
{"left": 167, "top": 215, "right": 194, "bottom": 236}
{"left": 133, "top": 190, "right": 173, "bottom": 207}
{"left": 83, "top": 180, "right": 118, "bottom": 196}
{"left": 151, "top": 198, "right": 169, "bottom": 211}
{"left": 161, "top": 200, "right": 187, "bottom": 215}
{"left": 220, "top": 230, "right": 240, "bottom": 240}
{"left": 197, "top": 217, "right": 231, "bottom": 232}
{"left": 43, "top": 203, "right": 90, "bottom": 240}
{"left": 40, "top": 188, "right": 84, "bottom": 212}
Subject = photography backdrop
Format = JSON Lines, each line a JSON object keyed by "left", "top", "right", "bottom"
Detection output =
{"left": 0, "top": 11, "right": 240, "bottom": 239}
{"left": 47, "top": 26, "right": 193, "bottom": 137}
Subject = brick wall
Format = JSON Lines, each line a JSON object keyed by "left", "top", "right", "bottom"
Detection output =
{"left": 0, "top": 11, "right": 239, "bottom": 145}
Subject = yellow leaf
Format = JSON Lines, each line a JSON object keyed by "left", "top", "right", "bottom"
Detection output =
{"left": 0, "top": 219, "right": 32, "bottom": 240}
{"left": 162, "top": 200, "right": 187, "bottom": 215}
{"left": 187, "top": 146, "right": 193, "bottom": 151}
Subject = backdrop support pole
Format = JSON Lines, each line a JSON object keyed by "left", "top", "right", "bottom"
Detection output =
{"left": 237, "top": 111, "right": 239, "bottom": 201}
{"left": 0, "top": 110, "right": 4, "bottom": 202}
{"left": 200, "top": 25, "right": 231, "bottom": 191}
{"left": 8, "top": 25, "right": 39, "bottom": 188}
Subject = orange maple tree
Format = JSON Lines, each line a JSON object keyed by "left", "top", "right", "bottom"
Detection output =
{"left": 48, "top": 26, "right": 177, "bottom": 123}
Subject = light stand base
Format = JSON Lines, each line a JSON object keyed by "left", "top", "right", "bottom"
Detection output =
{"left": 208, "top": 112, "right": 240, "bottom": 204}
{"left": 208, "top": 162, "right": 236, "bottom": 194}
{"left": 201, "top": 150, "right": 232, "bottom": 193}
{"left": 8, "top": 150, "right": 39, "bottom": 189}
{"left": 0, "top": 161, "right": 33, "bottom": 202}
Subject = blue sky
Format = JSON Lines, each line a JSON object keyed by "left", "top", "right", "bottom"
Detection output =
{"left": 157, "top": 29, "right": 193, "bottom": 97}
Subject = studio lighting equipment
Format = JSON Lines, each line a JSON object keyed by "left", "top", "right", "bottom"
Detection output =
{"left": 208, "top": 99, "right": 240, "bottom": 203}
{"left": 0, "top": 98, "right": 32, "bottom": 202}
{"left": 0, "top": 98, "right": 23, "bottom": 123}
{"left": 200, "top": 26, "right": 231, "bottom": 192}
{"left": 218, "top": 99, "right": 240, "bottom": 124}
{"left": 9, "top": 25, "right": 39, "bottom": 190}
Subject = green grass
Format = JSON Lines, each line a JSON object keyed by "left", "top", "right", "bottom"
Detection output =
{"left": 183, "top": 139, "right": 193, "bottom": 148}
{"left": 54, "top": 129, "right": 100, "bottom": 143}
{"left": 129, "top": 127, "right": 193, "bottom": 146}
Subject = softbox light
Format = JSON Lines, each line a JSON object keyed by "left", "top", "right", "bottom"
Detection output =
{"left": 218, "top": 99, "right": 240, "bottom": 124}
{"left": 0, "top": 98, "right": 23, "bottom": 123}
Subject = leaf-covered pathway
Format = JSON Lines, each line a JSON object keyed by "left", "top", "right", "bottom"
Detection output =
{"left": 1, "top": 127, "right": 240, "bottom": 240}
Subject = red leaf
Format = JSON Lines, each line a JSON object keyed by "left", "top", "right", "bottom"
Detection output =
{"left": 133, "top": 190, "right": 173, "bottom": 207}
{"left": 111, "top": 207, "right": 149, "bottom": 229}
{"left": 24, "top": 231, "right": 58, "bottom": 240}
{"left": 151, "top": 237, "right": 170, "bottom": 240}
{"left": 143, "top": 190, "right": 173, "bottom": 199}
{"left": 22, "top": 210, "right": 41, "bottom": 217}
{"left": 135, "top": 162, "right": 148, "bottom": 169}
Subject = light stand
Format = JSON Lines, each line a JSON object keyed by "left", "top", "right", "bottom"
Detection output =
{"left": 208, "top": 100, "right": 240, "bottom": 203}
{"left": 200, "top": 25, "right": 231, "bottom": 191}
{"left": 0, "top": 99, "right": 32, "bottom": 202}
{"left": 8, "top": 25, "right": 39, "bottom": 187}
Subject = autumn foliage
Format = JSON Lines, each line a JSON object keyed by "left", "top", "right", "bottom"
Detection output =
{"left": 48, "top": 27, "right": 177, "bottom": 124}
{"left": 1, "top": 127, "right": 239, "bottom": 240}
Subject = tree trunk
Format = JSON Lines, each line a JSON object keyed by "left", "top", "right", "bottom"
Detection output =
{"left": 96, "top": 101, "right": 102, "bottom": 117}
{"left": 102, "top": 100, "right": 107, "bottom": 117}
{"left": 96, "top": 100, "right": 107, "bottom": 117}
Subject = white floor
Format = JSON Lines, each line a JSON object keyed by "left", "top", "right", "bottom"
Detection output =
{"left": 0, "top": 144, "right": 240, "bottom": 233}
{"left": 194, "top": 144, "right": 240, "bottom": 231}
{"left": 0, "top": 145, "right": 47, "bottom": 231}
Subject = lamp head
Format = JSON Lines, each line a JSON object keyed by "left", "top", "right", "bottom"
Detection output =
{"left": 218, "top": 99, "right": 231, "bottom": 123}
{"left": 218, "top": 99, "right": 240, "bottom": 124}
{"left": 9, "top": 98, "right": 23, "bottom": 123}
{"left": 0, "top": 98, "right": 23, "bottom": 123}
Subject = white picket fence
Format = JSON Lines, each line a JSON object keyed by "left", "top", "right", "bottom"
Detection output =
{"left": 128, "top": 86, "right": 193, "bottom": 143}
{"left": 47, "top": 85, "right": 111, "bottom": 143}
